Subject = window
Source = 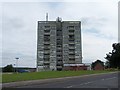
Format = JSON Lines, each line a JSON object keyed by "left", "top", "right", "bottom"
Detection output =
{"left": 69, "top": 53, "right": 75, "bottom": 56}
{"left": 69, "top": 35, "right": 74, "bottom": 38}
{"left": 57, "top": 63, "right": 62, "bottom": 66}
{"left": 44, "top": 53, "right": 50, "bottom": 55}
{"left": 44, "top": 35, "right": 50, "bottom": 41}
{"left": 69, "top": 49, "right": 75, "bottom": 52}
{"left": 44, "top": 54, "right": 50, "bottom": 58}
{"left": 57, "top": 59, "right": 62, "bottom": 61}
{"left": 44, "top": 29, "right": 50, "bottom": 33}
{"left": 57, "top": 55, "right": 62, "bottom": 57}
{"left": 44, "top": 48, "right": 50, "bottom": 50}
{"left": 68, "top": 26, "right": 74, "bottom": 29}
{"left": 57, "top": 41, "right": 62, "bottom": 45}
{"left": 44, "top": 43, "right": 50, "bottom": 45}
{"left": 44, "top": 63, "right": 50, "bottom": 66}
{"left": 45, "top": 26, "right": 50, "bottom": 28}
{"left": 44, "top": 35, "right": 50, "bottom": 37}
{"left": 44, "top": 38, "right": 50, "bottom": 41}
{"left": 69, "top": 58, "right": 75, "bottom": 61}
{"left": 69, "top": 44, "right": 75, "bottom": 46}
{"left": 57, "top": 45, "right": 62, "bottom": 48}
{"left": 69, "top": 39, "right": 74, "bottom": 42}
{"left": 57, "top": 49, "right": 62, "bottom": 52}
{"left": 57, "top": 38, "right": 62, "bottom": 40}
{"left": 69, "top": 30, "right": 74, "bottom": 33}
{"left": 44, "top": 58, "right": 50, "bottom": 61}
{"left": 57, "top": 33, "right": 62, "bottom": 36}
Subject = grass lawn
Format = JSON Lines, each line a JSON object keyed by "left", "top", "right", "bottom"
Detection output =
{"left": 2, "top": 70, "right": 115, "bottom": 83}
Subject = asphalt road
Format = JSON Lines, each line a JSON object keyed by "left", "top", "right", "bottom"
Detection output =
{"left": 14, "top": 72, "right": 118, "bottom": 88}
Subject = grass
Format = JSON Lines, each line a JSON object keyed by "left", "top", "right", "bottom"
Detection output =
{"left": 2, "top": 70, "right": 115, "bottom": 83}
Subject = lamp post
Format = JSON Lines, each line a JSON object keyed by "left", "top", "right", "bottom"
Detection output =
{"left": 13, "top": 64, "right": 15, "bottom": 73}
{"left": 15, "top": 57, "right": 19, "bottom": 73}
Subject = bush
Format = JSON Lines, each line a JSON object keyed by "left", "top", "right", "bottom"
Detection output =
{"left": 2, "top": 64, "right": 14, "bottom": 72}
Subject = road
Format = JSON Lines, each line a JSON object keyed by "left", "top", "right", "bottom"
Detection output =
{"left": 13, "top": 72, "right": 118, "bottom": 88}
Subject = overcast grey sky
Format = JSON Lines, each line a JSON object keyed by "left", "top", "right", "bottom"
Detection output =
{"left": 1, "top": 0, "right": 118, "bottom": 68}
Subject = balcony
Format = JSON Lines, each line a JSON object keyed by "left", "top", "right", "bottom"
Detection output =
{"left": 69, "top": 55, "right": 75, "bottom": 58}
{"left": 44, "top": 55, "right": 50, "bottom": 58}
{"left": 69, "top": 42, "right": 75, "bottom": 44}
{"left": 57, "top": 57, "right": 62, "bottom": 59}
{"left": 56, "top": 66, "right": 62, "bottom": 68}
{"left": 44, "top": 51, "right": 50, "bottom": 54}
{"left": 44, "top": 42, "right": 50, "bottom": 44}
{"left": 44, "top": 47, "right": 50, "bottom": 50}
{"left": 44, "top": 29, "right": 50, "bottom": 32}
{"left": 69, "top": 44, "right": 75, "bottom": 47}
{"left": 44, "top": 32, "right": 50, "bottom": 35}
{"left": 57, "top": 47, "right": 62, "bottom": 50}
{"left": 69, "top": 53, "right": 75, "bottom": 55}
{"left": 44, "top": 40, "right": 50, "bottom": 42}
{"left": 69, "top": 35, "right": 74, "bottom": 38}
{"left": 68, "top": 61, "right": 75, "bottom": 64}
{"left": 57, "top": 63, "right": 63, "bottom": 66}
{"left": 68, "top": 26, "right": 74, "bottom": 30}
{"left": 69, "top": 51, "right": 75, "bottom": 54}
{"left": 44, "top": 65, "right": 50, "bottom": 69}
{"left": 69, "top": 29, "right": 74, "bottom": 33}
{"left": 44, "top": 57, "right": 50, "bottom": 59}
{"left": 44, "top": 34, "right": 50, "bottom": 37}
{"left": 69, "top": 48, "right": 75, "bottom": 50}
{"left": 44, "top": 26, "right": 50, "bottom": 29}
{"left": 44, "top": 46, "right": 50, "bottom": 49}
{"left": 57, "top": 59, "right": 62, "bottom": 62}
{"left": 44, "top": 36, "right": 50, "bottom": 41}
{"left": 44, "top": 43, "right": 50, "bottom": 46}
{"left": 69, "top": 47, "right": 75, "bottom": 49}
{"left": 69, "top": 37, "right": 74, "bottom": 40}
{"left": 44, "top": 61, "right": 50, "bottom": 64}
{"left": 69, "top": 33, "right": 74, "bottom": 35}
{"left": 69, "top": 39, "right": 75, "bottom": 43}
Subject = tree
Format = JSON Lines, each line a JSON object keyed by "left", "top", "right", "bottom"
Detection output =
{"left": 2, "top": 64, "right": 14, "bottom": 72}
{"left": 105, "top": 43, "right": 120, "bottom": 69}
{"left": 104, "top": 61, "right": 110, "bottom": 69}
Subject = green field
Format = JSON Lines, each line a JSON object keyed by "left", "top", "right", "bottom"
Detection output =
{"left": 2, "top": 70, "right": 115, "bottom": 83}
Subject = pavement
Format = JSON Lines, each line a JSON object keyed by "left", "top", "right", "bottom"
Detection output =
{"left": 2, "top": 71, "right": 119, "bottom": 88}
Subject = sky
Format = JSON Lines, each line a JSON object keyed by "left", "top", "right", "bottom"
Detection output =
{"left": 1, "top": 0, "right": 119, "bottom": 68}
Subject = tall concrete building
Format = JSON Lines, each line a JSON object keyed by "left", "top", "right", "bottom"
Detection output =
{"left": 37, "top": 17, "right": 82, "bottom": 71}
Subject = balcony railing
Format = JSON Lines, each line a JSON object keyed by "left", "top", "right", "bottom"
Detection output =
{"left": 68, "top": 61, "right": 75, "bottom": 64}
{"left": 44, "top": 33, "right": 50, "bottom": 35}
{"left": 44, "top": 51, "right": 50, "bottom": 54}
{"left": 69, "top": 56, "right": 75, "bottom": 59}
{"left": 44, "top": 61, "right": 50, "bottom": 63}
{"left": 69, "top": 33, "right": 74, "bottom": 35}
{"left": 69, "top": 47, "right": 75, "bottom": 49}
{"left": 69, "top": 51, "right": 75, "bottom": 54}
{"left": 69, "top": 29, "right": 74, "bottom": 32}
{"left": 44, "top": 42, "right": 50, "bottom": 44}
{"left": 69, "top": 42, "right": 75, "bottom": 44}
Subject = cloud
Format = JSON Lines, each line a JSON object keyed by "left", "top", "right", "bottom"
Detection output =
{"left": 82, "top": 32, "right": 116, "bottom": 63}
{"left": 2, "top": 52, "right": 36, "bottom": 67}
{"left": 1, "top": 2, "right": 118, "bottom": 67}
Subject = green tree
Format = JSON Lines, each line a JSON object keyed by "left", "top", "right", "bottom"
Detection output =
{"left": 3, "top": 64, "right": 14, "bottom": 72}
{"left": 105, "top": 43, "right": 120, "bottom": 69}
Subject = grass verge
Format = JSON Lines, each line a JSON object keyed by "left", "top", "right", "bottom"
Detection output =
{"left": 2, "top": 70, "right": 115, "bottom": 83}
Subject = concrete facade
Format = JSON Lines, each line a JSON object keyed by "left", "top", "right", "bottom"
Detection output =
{"left": 37, "top": 17, "right": 82, "bottom": 71}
